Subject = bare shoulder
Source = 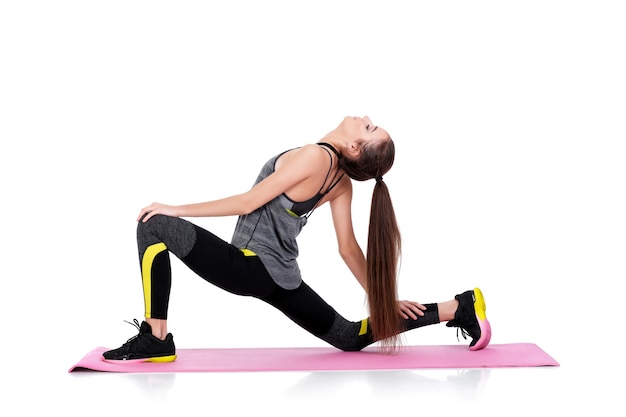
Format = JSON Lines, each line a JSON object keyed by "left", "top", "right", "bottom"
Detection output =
{"left": 278, "top": 143, "right": 329, "bottom": 170}
{"left": 298, "top": 143, "right": 330, "bottom": 160}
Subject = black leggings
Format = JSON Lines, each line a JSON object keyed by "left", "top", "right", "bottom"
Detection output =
{"left": 137, "top": 215, "right": 440, "bottom": 351}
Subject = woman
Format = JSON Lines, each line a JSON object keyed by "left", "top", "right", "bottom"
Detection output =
{"left": 103, "top": 115, "right": 491, "bottom": 362}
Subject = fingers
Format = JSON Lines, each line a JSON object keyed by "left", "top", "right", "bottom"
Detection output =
{"left": 137, "top": 202, "right": 179, "bottom": 222}
{"left": 140, "top": 210, "right": 154, "bottom": 223}
{"left": 137, "top": 203, "right": 158, "bottom": 222}
{"left": 137, "top": 209, "right": 147, "bottom": 222}
{"left": 400, "top": 309, "right": 413, "bottom": 320}
{"left": 398, "top": 301, "right": 426, "bottom": 320}
{"left": 137, "top": 207, "right": 150, "bottom": 222}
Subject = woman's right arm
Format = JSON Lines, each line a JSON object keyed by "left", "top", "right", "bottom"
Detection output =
{"left": 136, "top": 194, "right": 263, "bottom": 222}
{"left": 137, "top": 145, "right": 329, "bottom": 222}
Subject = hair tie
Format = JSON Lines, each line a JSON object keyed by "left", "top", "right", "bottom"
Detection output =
{"left": 375, "top": 176, "right": 383, "bottom": 183}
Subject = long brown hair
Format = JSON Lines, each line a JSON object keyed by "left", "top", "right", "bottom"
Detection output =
{"left": 339, "top": 138, "right": 403, "bottom": 351}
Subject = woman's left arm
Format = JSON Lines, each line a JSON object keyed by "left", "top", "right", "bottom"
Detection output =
{"left": 328, "top": 179, "right": 368, "bottom": 292}
{"left": 328, "top": 179, "right": 425, "bottom": 319}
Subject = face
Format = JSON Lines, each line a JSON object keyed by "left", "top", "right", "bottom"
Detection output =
{"left": 341, "top": 115, "right": 390, "bottom": 145}
{"left": 337, "top": 116, "right": 395, "bottom": 178}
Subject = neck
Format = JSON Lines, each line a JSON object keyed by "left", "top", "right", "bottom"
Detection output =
{"left": 319, "top": 130, "right": 346, "bottom": 153}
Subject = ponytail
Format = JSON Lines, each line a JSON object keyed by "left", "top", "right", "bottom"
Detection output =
{"left": 339, "top": 138, "right": 403, "bottom": 351}
{"left": 367, "top": 179, "right": 403, "bottom": 351}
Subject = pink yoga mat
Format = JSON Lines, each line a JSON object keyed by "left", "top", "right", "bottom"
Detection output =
{"left": 69, "top": 343, "right": 558, "bottom": 373}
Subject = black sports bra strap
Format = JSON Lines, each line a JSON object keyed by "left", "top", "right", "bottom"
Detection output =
{"left": 325, "top": 171, "right": 345, "bottom": 195}
{"left": 315, "top": 144, "right": 336, "bottom": 195}
{"left": 298, "top": 143, "right": 345, "bottom": 218}
{"left": 317, "top": 142, "right": 342, "bottom": 158}
{"left": 316, "top": 142, "right": 344, "bottom": 196}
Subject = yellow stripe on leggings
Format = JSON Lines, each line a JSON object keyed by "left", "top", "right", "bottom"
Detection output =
{"left": 142, "top": 242, "right": 167, "bottom": 319}
{"left": 358, "top": 318, "right": 368, "bottom": 336}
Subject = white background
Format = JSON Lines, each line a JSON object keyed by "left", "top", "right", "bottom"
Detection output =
{"left": 1, "top": 1, "right": 624, "bottom": 415}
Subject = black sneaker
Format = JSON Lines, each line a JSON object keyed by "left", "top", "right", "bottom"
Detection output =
{"left": 102, "top": 319, "right": 177, "bottom": 362}
{"left": 446, "top": 287, "right": 491, "bottom": 351}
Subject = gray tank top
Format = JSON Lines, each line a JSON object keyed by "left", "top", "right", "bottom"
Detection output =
{"left": 230, "top": 143, "right": 343, "bottom": 289}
